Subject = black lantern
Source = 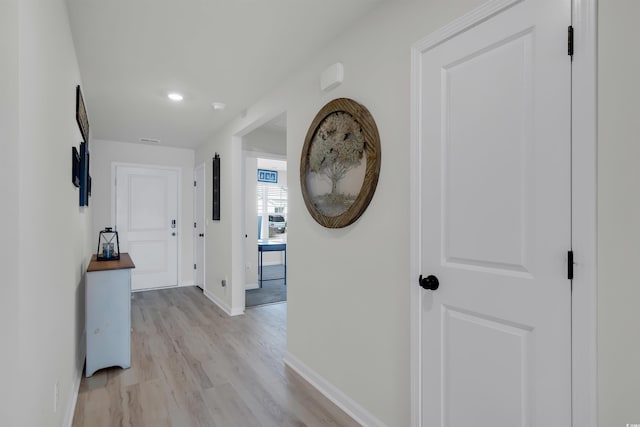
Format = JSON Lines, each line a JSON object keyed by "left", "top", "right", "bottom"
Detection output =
{"left": 97, "top": 227, "right": 120, "bottom": 261}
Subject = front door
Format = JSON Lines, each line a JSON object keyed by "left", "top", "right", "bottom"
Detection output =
{"left": 417, "top": 0, "right": 571, "bottom": 425}
{"left": 115, "top": 165, "right": 179, "bottom": 291}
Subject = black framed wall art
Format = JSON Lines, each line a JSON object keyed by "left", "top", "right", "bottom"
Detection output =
{"left": 212, "top": 153, "right": 220, "bottom": 221}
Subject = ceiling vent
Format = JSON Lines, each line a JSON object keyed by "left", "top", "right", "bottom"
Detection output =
{"left": 139, "top": 137, "right": 160, "bottom": 144}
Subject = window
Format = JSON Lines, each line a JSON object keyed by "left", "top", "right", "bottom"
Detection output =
{"left": 257, "top": 183, "right": 287, "bottom": 238}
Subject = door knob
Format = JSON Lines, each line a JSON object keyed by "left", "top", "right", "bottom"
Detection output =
{"left": 199, "top": 233, "right": 204, "bottom": 237}
{"left": 418, "top": 275, "right": 439, "bottom": 290}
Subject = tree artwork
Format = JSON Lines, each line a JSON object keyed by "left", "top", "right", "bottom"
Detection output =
{"left": 301, "top": 98, "right": 381, "bottom": 228}
{"left": 307, "top": 111, "right": 365, "bottom": 216}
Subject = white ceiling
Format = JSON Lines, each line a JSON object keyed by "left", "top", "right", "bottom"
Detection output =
{"left": 65, "top": 0, "right": 387, "bottom": 149}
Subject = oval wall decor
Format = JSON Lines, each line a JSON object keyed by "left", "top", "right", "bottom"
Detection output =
{"left": 300, "top": 98, "right": 381, "bottom": 228}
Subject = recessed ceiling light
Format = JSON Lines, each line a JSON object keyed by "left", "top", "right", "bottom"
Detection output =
{"left": 211, "top": 102, "right": 226, "bottom": 111}
{"left": 168, "top": 92, "right": 183, "bottom": 102}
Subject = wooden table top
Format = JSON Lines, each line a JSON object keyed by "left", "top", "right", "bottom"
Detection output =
{"left": 87, "top": 253, "right": 135, "bottom": 272}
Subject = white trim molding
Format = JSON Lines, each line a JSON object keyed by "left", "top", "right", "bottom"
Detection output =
{"left": 193, "top": 162, "right": 206, "bottom": 290}
{"left": 411, "top": 0, "right": 522, "bottom": 54}
{"left": 64, "top": 329, "right": 86, "bottom": 427}
{"left": 204, "top": 289, "right": 244, "bottom": 316}
{"left": 409, "top": 0, "right": 598, "bottom": 426}
{"left": 283, "top": 352, "right": 387, "bottom": 427}
{"left": 570, "top": 0, "right": 598, "bottom": 425}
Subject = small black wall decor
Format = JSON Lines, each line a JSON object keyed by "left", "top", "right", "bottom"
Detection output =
{"left": 79, "top": 141, "right": 90, "bottom": 206}
{"left": 72, "top": 146, "right": 80, "bottom": 188}
{"left": 212, "top": 153, "right": 220, "bottom": 221}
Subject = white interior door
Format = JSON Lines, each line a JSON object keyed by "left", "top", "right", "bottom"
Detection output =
{"left": 417, "top": 0, "right": 571, "bottom": 425}
{"left": 115, "top": 165, "right": 179, "bottom": 291}
{"left": 194, "top": 164, "right": 205, "bottom": 289}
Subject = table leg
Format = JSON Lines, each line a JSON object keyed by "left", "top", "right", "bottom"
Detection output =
{"left": 259, "top": 249, "right": 263, "bottom": 288}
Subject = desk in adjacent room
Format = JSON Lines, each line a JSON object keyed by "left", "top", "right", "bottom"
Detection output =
{"left": 257, "top": 241, "right": 286, "bottom": 288}
{"left": 85, "top": 253, "right": 135, "bottom": 377}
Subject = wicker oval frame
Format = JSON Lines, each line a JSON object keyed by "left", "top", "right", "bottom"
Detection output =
{"left": 300, "top": 98, "right": 381, "bottom": 228}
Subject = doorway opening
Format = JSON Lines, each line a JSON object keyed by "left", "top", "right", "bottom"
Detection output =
{"left": 241, "top": 114, "right": 287, "bottom": 308}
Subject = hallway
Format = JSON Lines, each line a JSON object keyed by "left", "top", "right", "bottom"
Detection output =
{"left": 72, "top": 287, "right": 359, "bottom": 426}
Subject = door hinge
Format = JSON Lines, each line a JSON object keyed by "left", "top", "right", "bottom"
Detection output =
{"left": 568, "top": 25, "right": 574, "bottom": 58}
{"left": 194, "top": 222, "right": 197, "bottom": 228}
{"left": 567, "top": 250, "right": 574, "bottom": 280}
{"left": 194, "top": 180, "right": 197, "bottom": 187}
{"left": 194, "top": 263, "right": 197, "bottom": 270}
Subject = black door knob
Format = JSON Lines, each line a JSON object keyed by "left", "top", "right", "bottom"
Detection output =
{"left": 419, "top": 275, "right": 439, "bottom": 290}
{"left": 199, "top": 233, "right": 204, "bottom": 237}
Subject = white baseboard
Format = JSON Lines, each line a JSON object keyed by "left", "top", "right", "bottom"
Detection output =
{"left": 283, "top": 352, "right": 387, "bottom": 427}
{"left": 180, "top": 280, "right": 194, "bottom": 288}
{"left": 64, "top": 329, "right": 86, "bottom": 427}
{"left": 229, "top": 307, "right": 244, "bottom": 316}
{"left": 245, "top": 283, "right": 259, "bottom": 290}
{"left": 204, "top": 289, "right": 244, "bottom": 316}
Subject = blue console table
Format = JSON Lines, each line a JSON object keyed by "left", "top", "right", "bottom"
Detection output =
{"left": 86, "top": 253, "right": 135, "bottom": 377}
{"left": 257, "top": 241, "right": 287, "bottom": 288}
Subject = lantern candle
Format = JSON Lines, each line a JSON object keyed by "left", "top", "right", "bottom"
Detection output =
{"left": 97, "top": 227, "right": 120, "bottom": 261}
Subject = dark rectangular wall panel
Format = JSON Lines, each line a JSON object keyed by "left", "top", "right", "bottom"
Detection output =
{"left": 212, "top": 154, "right": 220, "bottom": 220}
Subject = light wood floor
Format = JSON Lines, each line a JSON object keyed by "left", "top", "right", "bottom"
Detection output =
{"left": 72, "top": 287, "right": 360, "bottom": 427}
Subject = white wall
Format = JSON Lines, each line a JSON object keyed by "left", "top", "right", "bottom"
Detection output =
{"left": 196, "top": 0, "right": 485, "bottom": 424}
{"left": 0, "top": 1, "right": 20, "bottom": 424}
{"left": 91, "top": 139, "right": 195, "bottom": 286}
{"left": 10, "top": 0, "right": 94, "bottom": 425}
{"left": 598, "top": 0, "right": 640, "bottom": 424}
{"left": 243, "top": 127, "right": 286, "bottom": 156}
{"left": 196, "top": 139, "right": 243, "bottom": 312}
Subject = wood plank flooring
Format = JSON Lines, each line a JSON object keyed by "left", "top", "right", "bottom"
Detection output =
{"left": 72, "top": 286, "right": 361, "bottom": 427}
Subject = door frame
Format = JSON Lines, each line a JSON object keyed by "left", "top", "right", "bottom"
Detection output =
{"left": 111, "top": 162, "right": 184, "bottom": 288}
{"left": 408, "top": 0, "right": 598, "bottom": 426}
{"left": 230, "top": 109, "right": 288, "bottom": 314}
{"left": 194, "top": 162, "right": 206, "bottom": 289}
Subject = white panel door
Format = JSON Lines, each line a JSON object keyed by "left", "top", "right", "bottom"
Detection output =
{"left": 418, "top": 0, "right": 571, "bottom": 425}
{"left": 116, "top": 165, "right": 179, "bottom": 291}
{"left": 194, "top": 164, "right": 205, "bottom": 289}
